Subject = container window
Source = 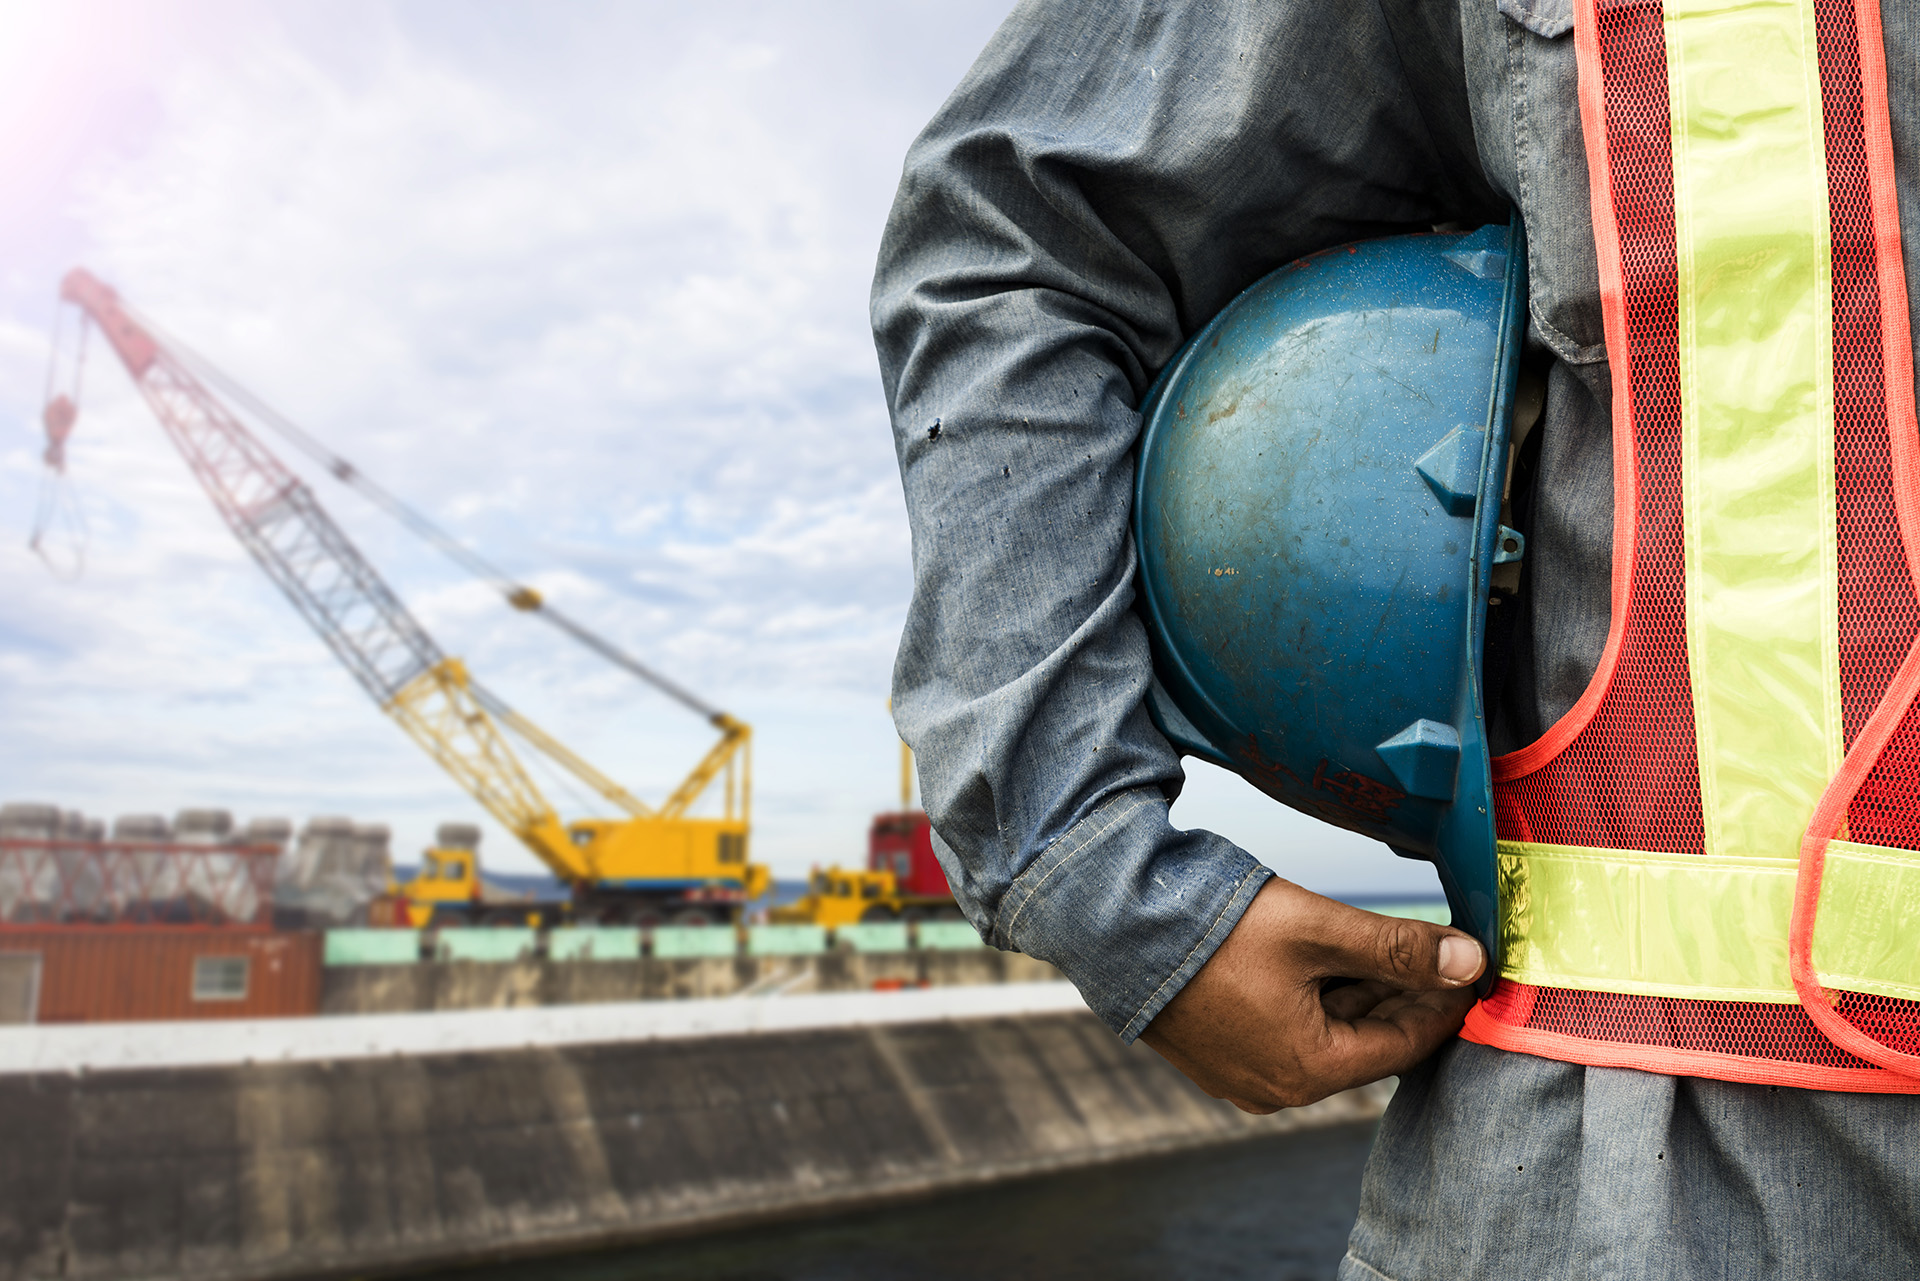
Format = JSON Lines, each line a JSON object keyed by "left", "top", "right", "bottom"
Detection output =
{"left": 192, "top": 955, "right": 250, "bottom": 1002}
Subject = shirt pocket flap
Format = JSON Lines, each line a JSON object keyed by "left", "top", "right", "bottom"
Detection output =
{"left": 1499, "top": 0, "right": 1573, "bottom": 39}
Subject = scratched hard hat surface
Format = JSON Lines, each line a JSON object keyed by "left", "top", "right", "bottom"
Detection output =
{"left": 1134, "top": 221, "right": 1525, "bottom": 969}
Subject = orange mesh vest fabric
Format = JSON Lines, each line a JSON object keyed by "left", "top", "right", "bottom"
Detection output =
{"left": 1462, "top": 0, "right": 1920, "bottom": 1092}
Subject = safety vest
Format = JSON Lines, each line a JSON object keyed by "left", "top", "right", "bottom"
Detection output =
{"left": 1462, "top": 0, "right": 1920, "bottom": 1091}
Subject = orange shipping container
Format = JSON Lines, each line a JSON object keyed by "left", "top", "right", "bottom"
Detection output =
{"left": 0, "top": 929, "right": 321, "bottom": 1023}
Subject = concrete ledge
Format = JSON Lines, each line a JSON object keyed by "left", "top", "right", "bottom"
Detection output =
{"left": 0, "top": 1004, "right": 1388, "bottom": 1281}
{"left": 0, "top": 983, "right": 1093, "bottom": 1075}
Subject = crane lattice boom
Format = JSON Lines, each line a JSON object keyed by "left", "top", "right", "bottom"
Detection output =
{"left": 51, "top": 268, "right": 755, "bottom": 908}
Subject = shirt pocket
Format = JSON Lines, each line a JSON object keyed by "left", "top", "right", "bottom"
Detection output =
{"left": 1498, "top": 0, "right": 1573, "bottom": 39}
{"left": 1500, "top": 0, "right": 1605, "bottom": 363}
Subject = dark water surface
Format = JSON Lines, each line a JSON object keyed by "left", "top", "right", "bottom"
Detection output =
{"left": 433, "top": 1119, "right": 1378, "bottom": 1281}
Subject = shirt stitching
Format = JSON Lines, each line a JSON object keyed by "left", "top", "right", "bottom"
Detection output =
{"left": 1529, "top": 304, "right": 1607, "bottom": 365}
{"left": 1339, "top": 1250, "right": 1405, "bottom": 1281}
{"left": 1122, "top": 862, "right": 1269, "bottom": 1039}
{"left": 999, "top": 789, "right": 1153, "bottom": 943}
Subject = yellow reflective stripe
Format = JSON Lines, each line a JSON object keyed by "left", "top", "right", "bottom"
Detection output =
{"left": 1667, "top": 0, "right": 1842, "bottom": 862}
{"left": 1514, "top": 7, "right": 1920, "bottom": 1015}
{"left": 1498, "top": 841, "right": 1797, "bottom": 1002}
{"left": 1812, "top": 842, "right": 1920, "bottom": 1002}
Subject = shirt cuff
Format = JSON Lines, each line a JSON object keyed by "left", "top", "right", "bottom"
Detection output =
{"left": 989, "top": 787, "right": 1273, "bottom": 1042}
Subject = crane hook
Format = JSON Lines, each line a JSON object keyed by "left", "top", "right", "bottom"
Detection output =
{"left": 41, "top": 394, "right": 76, "bottom": 473}
{"left": 32, "top": 306, "right": 90, "bottom": 579}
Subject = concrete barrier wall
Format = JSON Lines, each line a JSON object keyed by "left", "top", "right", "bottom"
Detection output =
{"left": 320, "top": 949, "right": 1064, "bottom": 1015}
{"left": 0, "top": 1007, "right": 1387, "bottom": 1281}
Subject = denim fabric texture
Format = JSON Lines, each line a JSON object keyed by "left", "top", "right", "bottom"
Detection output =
{"left": 872, "top": 1, "right": 1920, "bottom": 1271}
{"left": 1341, "top": 1040, "right": 1920, "bottom": 1279}
{"left": 872, "top": 0, "right": 1503, "bottom": 1043}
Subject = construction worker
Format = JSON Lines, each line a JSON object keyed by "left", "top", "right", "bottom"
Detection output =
{"left": 873, "top": 1, "right": 1920, "bottom": 1275}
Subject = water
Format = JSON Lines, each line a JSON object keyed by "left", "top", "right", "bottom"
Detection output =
{"left": 433, "top": 1120, "right": 1378, "bottom": 1281}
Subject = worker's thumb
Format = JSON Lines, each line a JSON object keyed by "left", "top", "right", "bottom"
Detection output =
{"left": 1309, "top": 900, "right": 1485, "bottom": 991}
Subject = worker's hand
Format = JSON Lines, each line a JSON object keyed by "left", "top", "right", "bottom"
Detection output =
{"left": 1139, "top": 878, "right": 1484, "bottom": 1112}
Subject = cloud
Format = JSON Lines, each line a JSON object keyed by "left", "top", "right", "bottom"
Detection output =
{"left": 0, "top": 0, "right": 1441, "bottom": 899}
{"left": 0, "top": 0, "right": 1023, "bottom": 875}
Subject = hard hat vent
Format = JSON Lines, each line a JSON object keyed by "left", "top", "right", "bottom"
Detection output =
{"left": 1415, "top": 427, "right": 1487, "bottom": 517}
{"left": 1375, "top": 720, "right": 1463, "bottom": 801}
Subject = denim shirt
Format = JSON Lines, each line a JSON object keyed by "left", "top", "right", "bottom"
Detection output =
{"left": 870, "top": 0, "right": 1920, "bottom": 1042}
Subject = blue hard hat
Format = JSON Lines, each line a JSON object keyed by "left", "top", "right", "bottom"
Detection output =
{"left": 1133, "top": 218, "right": 1527, "bottom": 982}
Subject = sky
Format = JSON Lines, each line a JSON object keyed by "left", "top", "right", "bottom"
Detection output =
{"left": 0, "top": 0, "right": 1441, "bottom": 898}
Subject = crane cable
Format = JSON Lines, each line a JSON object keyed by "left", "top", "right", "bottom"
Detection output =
{"left": 132, "top": 308, "right": 728, "bottom": 727}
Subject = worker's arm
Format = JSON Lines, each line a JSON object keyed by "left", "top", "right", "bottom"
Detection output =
{"left": 872, "top": 0, "right": 1502, "bottom": 1077}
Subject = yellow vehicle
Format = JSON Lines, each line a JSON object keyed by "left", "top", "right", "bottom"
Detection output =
{"left": 773, "top": 866, "right": 905, "bottom": 928}
{"left": 403, "top": 846, "right": 480, "bottom": 919}
{"left": 51, "top": 270, "right": 769, "bottom": 926}
{"left": 388, "top": 651, "right": 763, "bottom": 924}
{"left": 773, "top": 740, "right": 961, "bottom": 926}
{"left": 387, "top": 824, "right": 544, "bottom": 927}
{"left": 393, "top": 845, "right": 485, "bottom": 928}
{"left": 392, "top": 845, "right": 558, "bottom": 928}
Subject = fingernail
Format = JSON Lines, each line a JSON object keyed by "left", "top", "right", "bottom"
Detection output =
{"left": 1439, "top": 936, "right": 1483, "bottom": 982}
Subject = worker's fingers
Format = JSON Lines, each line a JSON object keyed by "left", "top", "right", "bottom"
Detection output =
{"left": 1308, "top": 985, "right": 1480, "bottom": 1090}
{"left": 1289, "top": 901, "right": 1485, "bottom": 1092}
{"left": 1152, "top": 975, "right": 1474, "bottom": 1109}
{"left": 1291, "top": 896, "right": 1485, "bottom": 992}
{"left": 1139, "top": 880, "right": 1489, "bottom": 1111}
{"left": 1318, "top": 978, "right": 1400, "bottom": 1022}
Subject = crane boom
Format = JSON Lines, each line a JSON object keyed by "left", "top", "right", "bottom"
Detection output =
{"left": 55, "top": 269, "right": 589, "bottom": 879}
{"left": 52, "top": 268, "right": 755, "bottom": 906}
{"left": 66, "top": 272, "right": 439, "bottom": 706}
{"left": 153, "top": 329, "right": 729, "bottom": 725}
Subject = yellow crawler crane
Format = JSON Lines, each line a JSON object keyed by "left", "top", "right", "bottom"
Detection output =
{"left": 47, "top": 269, "right": 766, "bottom": 925}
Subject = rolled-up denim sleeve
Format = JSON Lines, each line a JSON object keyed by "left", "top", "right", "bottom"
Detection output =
{"left": 871, "top": 0, "right": 1499, "bottom": 1040}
